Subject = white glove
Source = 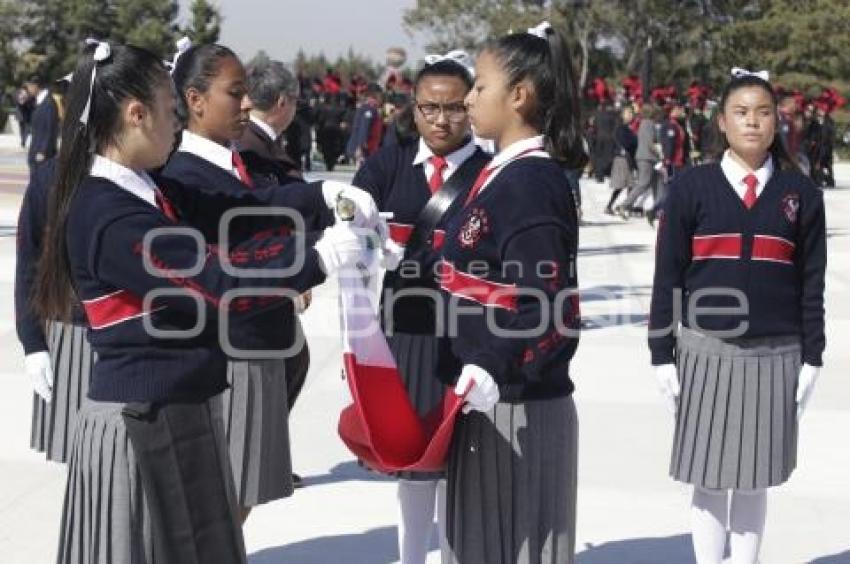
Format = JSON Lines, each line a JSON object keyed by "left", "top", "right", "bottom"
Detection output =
{"left": 380, "top": 239, "right": 405, "bottom": 271}
{"left": 796, "top": 363, "right": 820, "bottom": 421}
{"left": 25, "top": 351, "right": 53, "bottom": 403}
{"left": 654, "top": 363, "right": 680, "bottom": 414}
{"left": 313, "top": 222, "right": 366, "bottom": 277}
{"left": 321, "top": 181, "right": 380, "bottom": 229}
{"left": 454, "top": 364, "right": 500, "bottom": 414}
{"left": 293, "top": 290, "right": 312, "bottom": 314}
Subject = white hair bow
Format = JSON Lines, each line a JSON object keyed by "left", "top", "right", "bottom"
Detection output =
{"left": 80, "top": 38, "right": 112, "bottom": 125}
{"left": 731, "top": 67, "right": 770, "bottom": 82}
{"left": 167, "top": 36, "right": 193, "bottom": 74}
{"left": 423, "top": 49, "right": 474, "bottom": 77}
{"left": 527, "top": 21, "right": 553, "bottom": 39}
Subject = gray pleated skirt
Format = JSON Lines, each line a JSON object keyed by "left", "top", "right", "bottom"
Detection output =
{"left": 57, "top": 398, "right": 239, "bottom": 564}
{"left": 221, "top": 358, "right": 293, "bottom": 507}
{"left": 444, "top": 396, "right": 579, "bottom": 564}
{"left": 56, "top": 400, "right": 154, "bottom": 564}
{"left": 670, "top": 327, "right": 801, "bottom": 490}
{"left": 609, "top": 155, "right": 634, "bottom": 191}
{"left": 31, "top": 321, "right": 95, "bottom": 463}
{"left": 386, "top": 332, "right": 447, "bottom": 481}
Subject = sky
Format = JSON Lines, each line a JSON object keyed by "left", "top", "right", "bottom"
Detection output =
{"left": 178, "top": 0, "right": 429, "bottom": 67}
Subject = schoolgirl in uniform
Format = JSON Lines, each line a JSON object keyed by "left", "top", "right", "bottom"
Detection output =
{"left": 649, "top": 70, "right": 826, "bottom": 564}
{"left": 163, "top": 43, "right": 376, "bottom": 521}
{"left": 605, "top": 105, "right": 638, "bottom": 215}
{"left": 436, "top": 23, "right": 586, "bottom": 564}
{"left": 351, "top": 53, "right": 489, "bottom": 564}
{"left": 16, "top": 159, "right": 96, "bottom": 464}
{"left": 35, "top": 41, "right": 368, "bottom": 563}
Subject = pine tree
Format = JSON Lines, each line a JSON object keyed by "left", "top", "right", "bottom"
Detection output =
{"left": 20, "top": 0, "right": 73, "bottom": 80}
{"left": 183, "top": 0, "right": 221, "bottom": 45}
{"left": 0, "top": 0, "right": 24, "bottom": 91}
{"left": 112, "top": 0, "right": 179, "bottom": 58}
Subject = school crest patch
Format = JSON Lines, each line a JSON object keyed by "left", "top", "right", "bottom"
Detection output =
{"left": 781, "top": 193, "right": 800, "bottom": 224}
{"left": 458, "top": 207, "right": 490, "bottom": 249}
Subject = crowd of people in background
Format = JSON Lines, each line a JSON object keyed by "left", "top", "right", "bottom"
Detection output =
{"left": 6, "top": 63, "right": 848, "bottom": 215}
{"left": 583, "top": 77, "right": 846, "bottom": 225}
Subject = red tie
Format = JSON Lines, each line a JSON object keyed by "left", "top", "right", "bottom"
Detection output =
{"left": 232, "top": 151, "right": 254, "bottom": 188}
{"left": 428, "top": 155, "right": 448, "bottom": 193}
{"left": 154, "top": 188, "right": 178, "bottom": 222}
{"left": 743, "top": 173, "right": 758, "bottom": 209}
{"left": 463, "top": 146, "right": 542, "bottom": 207}
{"left": 464, "top": 166, "right": 495, "bottom": 206}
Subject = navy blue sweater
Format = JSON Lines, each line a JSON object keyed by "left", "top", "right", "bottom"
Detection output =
{"left": 161, "top": 151, "right": 333, "bottom": 354}
{"left": 28, "top": 94, "right": 59, "bottom": 166}
{"left": 649, "top": 163, "right": 826, "bottom": 366}
{"left": 67, "top": 175, "right": 327, "bottom": 402}
{"left": 352, "top": 140, "right": 489, "bottom": 334}
{"left": 15, "top": 159, "right": 90, "bottom": 354}
{"left": 437, "top": 157, "right": 580, "bottom": 402}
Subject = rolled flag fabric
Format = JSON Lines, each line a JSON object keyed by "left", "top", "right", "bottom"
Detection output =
{"left": 336, "top": 252, "right": 467, "bottom": 472}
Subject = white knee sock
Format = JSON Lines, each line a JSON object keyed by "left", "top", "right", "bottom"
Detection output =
{"left": 397, "top": 479, "right": 438, "bottom": 564}
{"left": 691, "top": 487, "right": 729, "bottom": 564}
{"left": 729, "top": 489, "right": 767, "bottom": 564}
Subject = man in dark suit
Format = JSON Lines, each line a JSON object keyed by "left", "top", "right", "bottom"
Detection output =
{"left": 240, "top": 60, "right": 301, "bottom": 179}
{"left": 24, "top": 74, "right": 59, "bottom": 173}
{"left": 240, "top": 60, "right": 311, "bottom": 488}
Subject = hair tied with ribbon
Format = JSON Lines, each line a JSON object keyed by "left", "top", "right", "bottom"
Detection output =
{"left": 527, "top": 21, "right": 553, "bottom": 40}
{"left": 80, "top": 38, "right": 112, "bottom": 125}
{"left": 423, "top": 49, "right": 474, "bottom": 78}
{"left": 166, "top": 36, "right": 192, "bottom": 74}
{"left": 731, "top": 67, "right": 770, "bottom": 82}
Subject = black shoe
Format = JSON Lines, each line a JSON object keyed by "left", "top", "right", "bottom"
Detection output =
{"left": 647, "top": 209, "right": 657, "bottom": 227}
{"left": 604, "top": 206, "right": 615, "bottom": 216}
{"left": 292, "top": 473, "right": 304, "bottom": 488}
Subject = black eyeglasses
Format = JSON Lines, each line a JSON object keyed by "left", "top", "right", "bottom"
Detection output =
{"left": 415, "top": 101, "right": 468, "bottom": 124}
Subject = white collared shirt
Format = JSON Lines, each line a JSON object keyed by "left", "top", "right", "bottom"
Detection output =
{"left": 36, "top": 89, "right": 49, "bottom": 105}
{"left": 477, "top": 135, "right": 549, "bottom": 196}
{"left": 720, "top": 150, "right": 774, "bottom": 201}
{"left": 249, "top": 114, "right": 279, "bottom": 143}
{"left": 178, "top": 129, "right": 240, "bottom": 179}
{"left": 89, "top": 155, "right": 159, "bottom": 208}
{"left": 412, "top": 137, "right": 478, "bottom": 183}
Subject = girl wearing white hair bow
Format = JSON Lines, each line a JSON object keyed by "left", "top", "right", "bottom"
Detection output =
{"left": 438, "top": 21, "right": 585, "bottom": 564}
{"left": 352, "top": 48, "right": 489, "bottom": 564}
{"left": 649, "top": 68, "right": 826, "bottom": 564}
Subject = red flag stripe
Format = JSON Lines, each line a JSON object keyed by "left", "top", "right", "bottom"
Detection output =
{"left": 432, "top": 229, "right": 446, "bottom": 250}
{"left": 437, "top": 261, "right": 518, "bottom": 311}
{"left": 83, "top": 289, "right": 155, "bottom": 330}
{"left": 692, "top": 234, "right": 742, "bottom": 260}
{"left": 752, "top": 235, "right": 795, "bottom": 265}
{"left": 388, "top": 222, "right": 414, "bottom": 245}
{"left": 388, "top": 224, "right": 446, "bottom": 250}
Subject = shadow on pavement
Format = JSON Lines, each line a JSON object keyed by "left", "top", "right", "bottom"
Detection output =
{"left": 810, "top": 550, "right": 850, "bottom": 563}
{"left": 303, "top": 460, "right": 395, "bottom": 487}
{"left": 249, "top": 525, "right": 405, "bottom": 564}
{"left": 576, "top": 533, "right": 695, "bottom": 564}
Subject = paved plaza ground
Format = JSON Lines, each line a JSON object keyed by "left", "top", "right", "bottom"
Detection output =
{"left": 0, "top": 135, "right": 847, "bottom": 563}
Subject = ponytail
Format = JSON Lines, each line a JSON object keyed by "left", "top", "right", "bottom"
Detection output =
{"left": 34, "top": 43, "right": 168, "bottom": 322}
{"left": 543, "top": 29, "right": 587, "bottom": 169}
{"left": 33, "top": 55, "right": 97, "bottom": 322}
{"left": 487, "top": 28, "right": 588, "bottom": 169}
